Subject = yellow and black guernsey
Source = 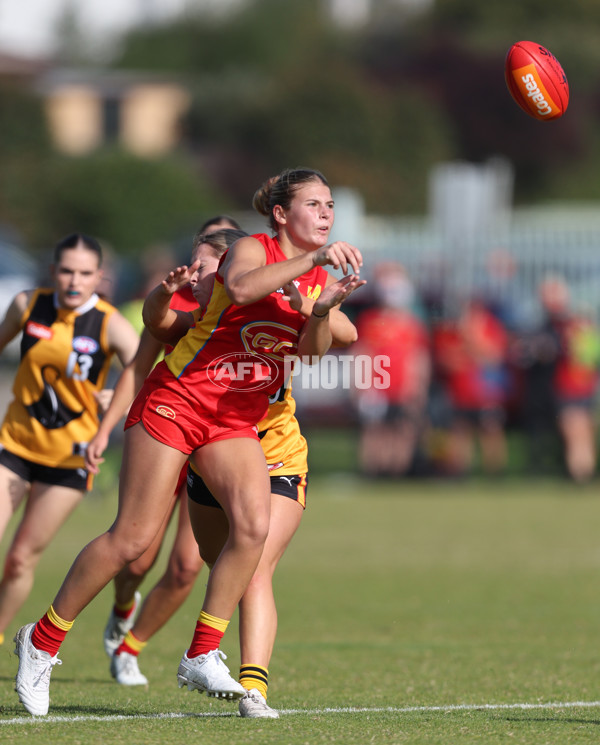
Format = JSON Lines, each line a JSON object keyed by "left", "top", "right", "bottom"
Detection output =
{"left": 0, "top": 289, "right": 117, "bottom": 470}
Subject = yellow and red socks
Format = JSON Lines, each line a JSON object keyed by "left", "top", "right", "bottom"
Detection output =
{"left": 187, "top": 610, "right": 228, "bottom": 658}
{"left": 113, "top": 596, "right": 137, "bottom": 621}
{"left": 115, "top": 630, "right": 146, "bottom": 658}
{"left": 31, "top": 605, "right": 73, "bottom": 656}
{"left": 239, "top": 664, "right": 269, "bottom": 700}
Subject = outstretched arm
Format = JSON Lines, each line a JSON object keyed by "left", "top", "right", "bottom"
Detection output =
{"left": 142, "top": 262, "right": 199, "bottom": 342}
{"left": 223, "top": 238, "right": 363, "bottom": 306}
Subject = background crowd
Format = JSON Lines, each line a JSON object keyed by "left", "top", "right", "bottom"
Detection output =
{"left": 2, "top": 238, "right": 598, "bottom": 486}
{"left": 0, "top": 0, "right": 599, "bottom": 491}
{"left": 100, "top": 239, "right": 600, "bottom": 485}
{"left": 348, "top": 260, "right": 600, "bottom": 483}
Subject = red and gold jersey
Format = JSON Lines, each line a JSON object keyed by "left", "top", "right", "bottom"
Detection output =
{"left": 0, "top": 289, "right": 117, "bottom": 469}
{"left": 162, "top": 233, "right": 328, "bottom": 430}
{"left": 170, "top": 284, "right": 197, "bottom": 313}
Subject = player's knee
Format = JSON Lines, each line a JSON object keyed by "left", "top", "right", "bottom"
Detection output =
{"left": 108, "top": 529, "right": 156, "bottom": 568}
{"left": 232, "top": 510, "right": 269, "bottom": 548}
{"left": 107, "top": 542, "right": 148, "bottom": 572}
{"left": 122, "top": 556, "right": 151, "bottom": 581}
{"left": 170, "top": 566, "right": 199, "bottom": 590}
{"left": 3, "top": 546, "right": 38, "bottom": 580}
{"left": 167, "top": 556, "right": 202, "bottom": 590}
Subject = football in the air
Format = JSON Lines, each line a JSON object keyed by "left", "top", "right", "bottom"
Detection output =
{"left": 505, "top": 40, "right": 569, "bottom": 121}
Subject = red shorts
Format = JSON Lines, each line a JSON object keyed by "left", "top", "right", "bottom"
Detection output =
{"left": 125, "top": 372, "right": 259, "bottom": 454}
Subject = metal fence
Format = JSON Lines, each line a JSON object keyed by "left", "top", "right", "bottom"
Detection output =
{"left": 239, "top": 198, "right": 600, "bottom": 326}
{"left": 241, "top": 197, "right": 600, "bottom": 421}
{"left": 358, "top": 205, "right": 600, "bottom": 326}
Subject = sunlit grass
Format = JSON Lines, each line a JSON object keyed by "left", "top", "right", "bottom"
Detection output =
{"left": 1, "top": 475, "right": 600, "bottom": 744}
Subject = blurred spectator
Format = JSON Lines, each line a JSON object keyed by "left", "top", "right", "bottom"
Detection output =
{"left": 536, "top": 276, "right": 600, "bottom": 482}
{"left": 509, "top": 316, "right": 560, "bottom": 476}
{"left": 352, "top": 262, "right": 431, "bottom": 478}
{"left": 433, "top": 298, "right": 510, "bottom": 477}
{"left": 118, "top": 217, "right": 242, "bottom": 335}
{"left": 482, "top": 247, "right": 520, "bottom": 329}
{"left": 95, "top": 244, "right": 119, "bottom": 303}
{"left": 119, "top": 243, "right": 178, "bottom": 335}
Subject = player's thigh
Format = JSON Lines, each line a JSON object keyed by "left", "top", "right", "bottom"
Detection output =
{"left": 0, "top": 463, "right": 29, "bottom": 535}
{"left": 167, "top": 488, "right": 203, "bottom": 572}
{"left": 113, "top": 423, "right": 187, "bottom": 541}
{"left": 125, "top": 503, "right": 175, "bottom": 577}
{"left": 188, "top": 501, "right": 229, "bottom": 566}
{"left": 10, "top": 481, "right": 84, "bottom": 556}
{"left": 191, "top": 437, "right": 271, "bottom": 528}
{"left": 172, "top": 484, "right": 196, "bottom": 548}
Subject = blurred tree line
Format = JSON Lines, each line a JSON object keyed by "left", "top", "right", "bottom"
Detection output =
{"left": 2, "top": 0, "right": 600, "bottom": 259}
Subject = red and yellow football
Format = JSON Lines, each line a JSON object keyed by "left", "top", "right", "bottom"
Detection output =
{"left": 505, "top": 41, "right": 569, "bottom": 121}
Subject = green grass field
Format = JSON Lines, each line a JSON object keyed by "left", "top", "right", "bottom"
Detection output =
{"left": 2, "top": 474, "right": 600, "bottom": 744}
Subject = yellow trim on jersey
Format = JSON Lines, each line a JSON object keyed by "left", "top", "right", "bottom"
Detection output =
{"left": 165, "top": 282, "right": 229, "bottom": 378}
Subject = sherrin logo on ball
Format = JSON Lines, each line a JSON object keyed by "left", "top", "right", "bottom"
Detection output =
{"left": 505, "top": 40, "right": 569, "bottom": 121}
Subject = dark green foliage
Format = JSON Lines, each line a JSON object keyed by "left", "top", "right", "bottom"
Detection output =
{"left": 110, "top": 0, "right": 600, "bottom": 211}
{"left": 30, "top": 151, "right": 226, "bottom": 255}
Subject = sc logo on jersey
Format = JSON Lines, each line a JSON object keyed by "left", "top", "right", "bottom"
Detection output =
{"left": 240, "top": 321, "right": 298, "bottom": 362}
{"left": 208, "top": 352, "right": 279, "bottom": 392}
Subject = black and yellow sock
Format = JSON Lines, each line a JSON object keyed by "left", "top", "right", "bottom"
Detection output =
{"left": 239, "top": 664, "right": 269, "bottom": 700}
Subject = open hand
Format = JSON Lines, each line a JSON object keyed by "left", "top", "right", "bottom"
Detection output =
{"left": 312, "top": 274, "right": 367, "bottom": 314}
{"left": 313, "top": 242, "right": 363, "bottom": 276}
{"left": 161, "top": 259, "right": 201, "bottom": 295}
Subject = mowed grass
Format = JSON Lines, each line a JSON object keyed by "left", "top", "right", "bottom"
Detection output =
{"left": 1, "top": 474, "right": 600, "bottom": 743}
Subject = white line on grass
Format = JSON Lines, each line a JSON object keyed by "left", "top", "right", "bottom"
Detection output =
{"left": 2, "top": 700, "right": 600, "bottom": 726}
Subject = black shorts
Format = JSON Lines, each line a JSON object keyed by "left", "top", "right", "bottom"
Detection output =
{"left": 0, "top": 448, "right": 90, "bottom": 491}
{"left": 454, "top": 406, "right": 505, "bottom": 427}
{"left": 557, "top": 395, "right": 595, "bottom": 412}
{"left": 186, "top": 466, "right": 308, "bottom": 509}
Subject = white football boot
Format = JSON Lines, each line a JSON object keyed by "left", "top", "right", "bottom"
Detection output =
{"left": 103, "top": 591, "right": 141, "bottom": 657}
{"left": 238, "top": 688, "right": 280, "bottom": 718}
{"left": 110, "top": 651, "right": 148, "bottom": 686}
{"left": 177, "top": 648, "right": 245, "bottom": 699}
{"left": 14, "top": 623, "right": 62, "bottom": 717}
